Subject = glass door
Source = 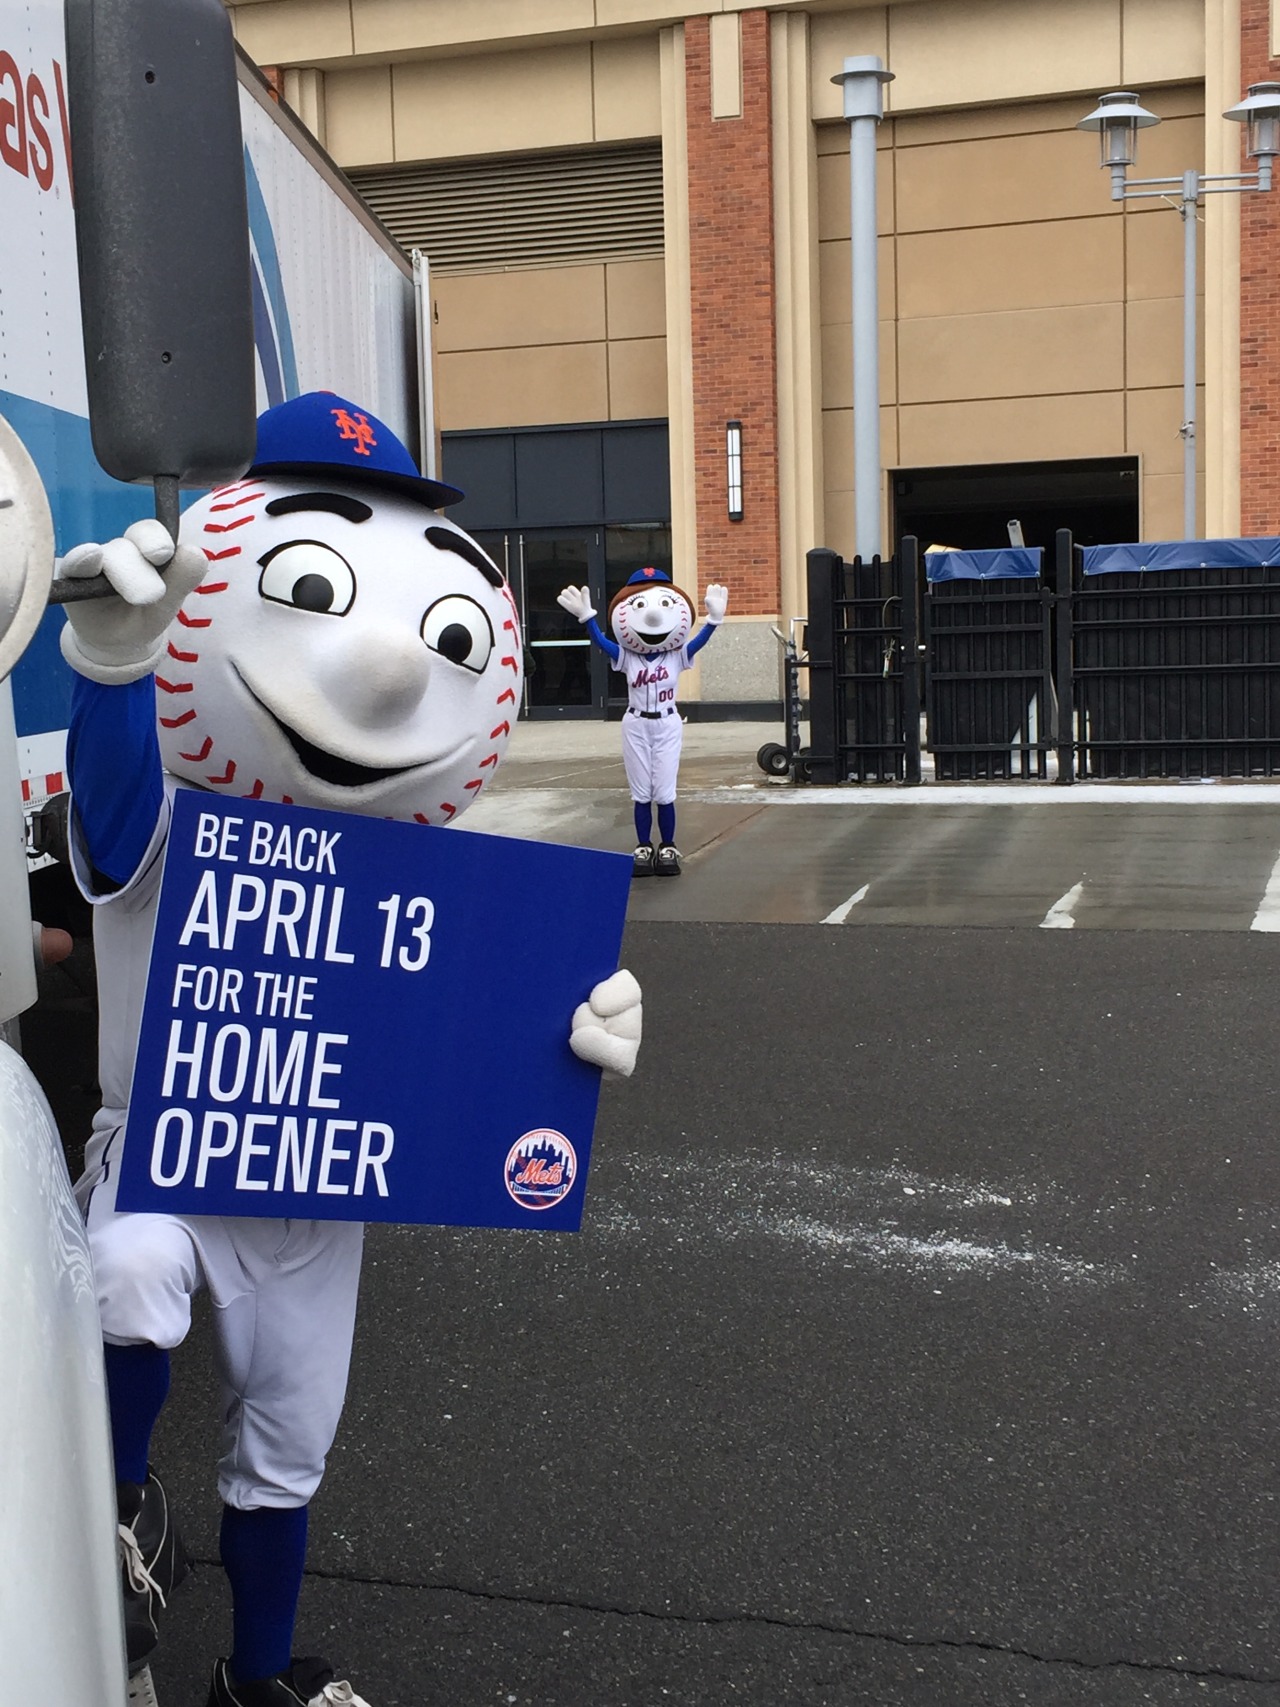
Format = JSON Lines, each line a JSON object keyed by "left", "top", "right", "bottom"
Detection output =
{"left": 519, "top": 529, "right": 608, "bottom": 717}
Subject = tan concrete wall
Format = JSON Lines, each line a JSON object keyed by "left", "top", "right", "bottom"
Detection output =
{"left": 433, "top": 259, "right": 666, "bottom": 430}
{"left": 232, "top": 0, "right": 1222, "bottom": 561}
{"left": 817, "top": 86, "right": 1207, "bottom": 551}
{"left": 808, "top": 0, "right": 1203, "bottom": 122}
{"left": 320, "top": 35, "right": 660, "bottom": 167}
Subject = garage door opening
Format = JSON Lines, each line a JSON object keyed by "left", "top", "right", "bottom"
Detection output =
{"left": 892, "top": 457, "right": 1140, "bottom": 554}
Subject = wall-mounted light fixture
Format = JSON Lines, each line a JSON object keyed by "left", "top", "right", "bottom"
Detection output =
{"left": 726, "top": 420, "right": 743, "bottom": 521}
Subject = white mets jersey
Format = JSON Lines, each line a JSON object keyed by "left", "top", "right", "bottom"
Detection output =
{"left": 618, "top": 646, "right": 693, "bottom": 714}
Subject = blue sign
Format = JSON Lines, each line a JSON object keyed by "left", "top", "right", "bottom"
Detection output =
{"left": 117, "top": 793, "right": 633, "bottom": 1229}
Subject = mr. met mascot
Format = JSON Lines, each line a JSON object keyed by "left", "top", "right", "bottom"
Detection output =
{"left": 557, "top": 569, "right": 728, "bottom": 876}
{"left": 58, "top": 393, "right": 642, "bottom": 1707}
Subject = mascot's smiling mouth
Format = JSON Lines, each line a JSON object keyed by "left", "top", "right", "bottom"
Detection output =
{"left": 266, "top": 708, "right": 412, "bottom": 786}
{"left": 234, "top": 667, "right": 422, "bottom": 787}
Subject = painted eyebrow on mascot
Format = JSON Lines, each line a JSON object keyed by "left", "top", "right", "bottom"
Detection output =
{"left": 55, "top": 391, "right": 643, "bottom": 1703}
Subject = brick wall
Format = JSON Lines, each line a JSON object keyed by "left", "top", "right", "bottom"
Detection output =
{"left": 684, "top": 12, "right": 780, "bottom": 615}
{"left": 1240, "top": 0, "right": 1280, "bottom": 534}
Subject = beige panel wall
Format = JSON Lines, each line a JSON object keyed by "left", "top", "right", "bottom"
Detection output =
{"left": 434, "top": 259, "right": 667, "bottom": 431}
{"left": 819, "top": 86, "right": 1207, "bottom": 552}
{"left": 321, "top": 35, "right": 660, "bottom": 169}
{"left": 803, "top": 0, "right": 1201, "bottom": 120}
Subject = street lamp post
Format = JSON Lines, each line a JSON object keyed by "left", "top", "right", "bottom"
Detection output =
{"left": 832, "top": 55, "right": 894, "bottom": 563}
{"left": 1079, "top": 85, "right": 1280, "bottom": 540}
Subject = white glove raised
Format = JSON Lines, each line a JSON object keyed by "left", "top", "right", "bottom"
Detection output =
{"left": 704, "top": 583, "right": 729, "bottom": 625}
{"left": 569, "top": 967, "right": 642, "bottom": 1079}
{"left": 56, "top": 519, "right": 208, "bottom": 685}
{"left": 556, "top": 584, "right": 597, "bottom": 625}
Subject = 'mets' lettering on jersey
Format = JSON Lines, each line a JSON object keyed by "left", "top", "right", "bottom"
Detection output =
{"left": 621, "top": 648, "right": 690, "bottom": 713}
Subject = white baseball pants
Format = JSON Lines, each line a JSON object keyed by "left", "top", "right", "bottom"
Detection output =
{"left": 620, "top": 709, "right": 683, "bottom": 803}
{"left": 82, "top": 1129, "right": 363, "bottom": 1510}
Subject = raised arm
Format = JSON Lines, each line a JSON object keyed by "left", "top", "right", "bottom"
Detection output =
{"left": 66, "top": 675, "right": 165, "bottom": 888}
{"left": 685, "top": 582, "right": 728, "bottom": 660}
{"left": 557, "top": 585, "right": 620, "bottom": 663}
{"left": 58, "top": 518, "right": 206, "bottom": 888}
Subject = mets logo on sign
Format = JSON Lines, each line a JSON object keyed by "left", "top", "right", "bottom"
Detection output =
{"left": 505, "top": 1130, "right": 577, "bottom": 1211}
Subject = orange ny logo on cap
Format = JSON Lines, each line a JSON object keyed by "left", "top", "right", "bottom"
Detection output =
{"left": 331, "top": 408, "right": 377, "bottom": 457}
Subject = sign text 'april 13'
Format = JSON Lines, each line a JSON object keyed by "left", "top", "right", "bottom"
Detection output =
{"left": 118, "top": 792, "right": 633, "bottom": 1229}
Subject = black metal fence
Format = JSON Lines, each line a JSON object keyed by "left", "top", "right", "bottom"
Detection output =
{"left": 805, "top": 542, "right": 921, "bottom": 784}
{"left": 799, "top": 531, "right": 1280, "bottom": 784}
{"left": 1069, "top": 538, "right": 1280, "bottom": 779}
{"left": 923, "top": 550, "right": 1054, "bottom": 780}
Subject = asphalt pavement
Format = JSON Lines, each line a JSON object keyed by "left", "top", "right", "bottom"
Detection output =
{"left": 29, "top": 724, "right": 1280, "bottom": 1707}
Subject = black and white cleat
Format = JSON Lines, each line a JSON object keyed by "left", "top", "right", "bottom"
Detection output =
{"left": 127, "top": 1666, "right": 160, "bottom": 1707}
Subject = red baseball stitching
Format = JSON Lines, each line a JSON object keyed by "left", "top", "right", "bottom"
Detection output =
{"left": 207, "top": 759, "right": 236, "bottom": 786}
{"left": 496, "top": 688, "right": 516, "bottom": 705}
{"left": 177, "top": 610, "right": 210, "bottom": 629}
{"left": 204, "top": 516, "right": 255, "bottom": 535}
{"left": 243, "top": 779, "right": 264, "bottom": 799}
{"left": 179, "top": 736, "right": 213, "bottom": 763}
{"left": 156, "top": 677, "right": 193, "bottom": 694}
{"left": 210, "top": 491, "right": 265, "bottom": 512}
{"left": 203, "top": 547, "right": 242, "bottom": 562}
{"left": 168, "top": 643, "right": 198, "bottom": 664}
{"left": 195, "top": 582, "right": 229, "bottom": 595}
{"left": 160, "top": 709, "right": 196, "bottom": 728}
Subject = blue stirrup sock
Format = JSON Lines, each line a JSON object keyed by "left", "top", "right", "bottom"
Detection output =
{"left": 221, "top": 1503, "right": 310, "bottom": 1683}
{"left": 658, "top": 803, "right": 676, "bottom": 845}
{"left": 634, "top": 802, "right": 653, "bottom": 844}
{"left": 103, "top": 1342, "right": 171, "bottom": 1485}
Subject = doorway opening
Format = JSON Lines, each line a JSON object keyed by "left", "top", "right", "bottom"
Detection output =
{"left": 444, "top": 421, "right": 671, "bottom": 719}
{"left": 471, "top": 525, "right": 674, "bottom": 717}
{"left": 892, "top": 457, "right": 1140, "bottom": 554}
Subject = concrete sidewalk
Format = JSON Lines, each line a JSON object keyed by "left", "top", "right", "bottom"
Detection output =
{"left": 488, "top": 716, "right": 785, "bottom": 794}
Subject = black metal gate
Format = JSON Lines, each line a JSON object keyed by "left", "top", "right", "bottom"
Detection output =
{"left": 1070, "top": 537, "right": 1280, "bottom": 779}
{"left": 800, "top": 531, "right": 1280, "bottom": 785}
{"left": 805, "top": 542, "right": 922, "bottom": 784}
{"left": 923, "top": 549, "right": 1054, "bottom": 780}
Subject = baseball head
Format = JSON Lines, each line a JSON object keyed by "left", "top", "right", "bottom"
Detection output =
{"left": 159, "top": 472, "right": 522, "bottom": 826}
{"left": 607, "top": 568, "right": 694, "bottom": 657}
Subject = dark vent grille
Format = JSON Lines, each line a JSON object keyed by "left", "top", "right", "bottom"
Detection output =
{"left": 347, "top": 143, "right": 664, "bottom": 274}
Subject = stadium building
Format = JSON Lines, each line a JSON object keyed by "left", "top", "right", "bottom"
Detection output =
{"left": 225, "top": 0, "right": 1277, "bottom": 719}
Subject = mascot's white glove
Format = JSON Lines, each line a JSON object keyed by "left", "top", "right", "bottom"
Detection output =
{"left": 556, "top": 584, "right": 597, "bottom": 625}
{"left": 56, "top": 519, "right": 208, "bottom": 684}
{"left": 569, "top": 968, "right": 642, "bottom": 1079}
{"left": 704, "top": 583, "right": 729, "bottom": 625}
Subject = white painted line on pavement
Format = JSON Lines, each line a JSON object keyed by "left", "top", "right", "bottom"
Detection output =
{"left": 690, "top": 783, "right": 1280, "bottom": 806}
{"left": 1250, "top": 851, "right": 1280, "bottom": 930}
{"left": 822, "top": 884, "right": 869, "bottom": 924}
{"left": 1040, "top": 881, "right": 1084, "bottom": 929}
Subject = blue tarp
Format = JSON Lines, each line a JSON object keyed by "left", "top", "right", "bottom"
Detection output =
{"left": 924, "top": 547, "right": 1043, "bottom": 582}
{"left": 1081, "top": 537, "right": 1280, "bottom": 575}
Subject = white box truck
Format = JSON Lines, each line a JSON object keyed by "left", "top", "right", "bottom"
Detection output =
{"left": 0, "top": 4, "right": 428, "bottom": 1698}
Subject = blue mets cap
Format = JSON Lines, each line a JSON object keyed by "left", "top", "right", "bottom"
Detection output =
{"left": 624, "top": 567, "right": 671, "bottom": 586}
{"left": 248, "top": 391, "right": 464, "bottom": 509}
